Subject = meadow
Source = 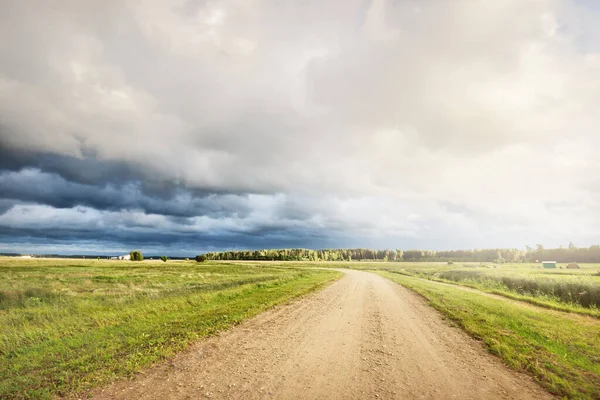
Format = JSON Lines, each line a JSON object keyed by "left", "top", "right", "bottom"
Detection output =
{"left": 0, "top": 258, "right": 340, "bottom": 399}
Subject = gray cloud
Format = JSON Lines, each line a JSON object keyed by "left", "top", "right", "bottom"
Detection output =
{"left": 1, "top": 0, "right": 600, "bottom": 253}
{"left": 0, "top": 168, "right": 253, "bottom": 218}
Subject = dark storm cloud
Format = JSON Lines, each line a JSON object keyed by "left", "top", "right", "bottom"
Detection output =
{"left": 0, "top": 199, "right": 19, "bottom": 215}
{"left": 0, "top": 145, "right": 142, "bottom": 186}
{"left": 0, "top": 168, "right": 253, "bottom": 218}
{"left": 0, "top": 222, "right": 334, "bottom": 254}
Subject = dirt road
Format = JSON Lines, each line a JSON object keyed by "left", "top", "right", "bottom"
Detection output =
{"left": 93, "top": 269, "right": 551, "bottom": 399}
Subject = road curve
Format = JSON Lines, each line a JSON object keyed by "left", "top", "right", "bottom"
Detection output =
{"left": 92, "top": 269, "right": 551, "bottom": 400}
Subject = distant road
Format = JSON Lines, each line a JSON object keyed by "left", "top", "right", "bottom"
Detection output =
{"left": 92, "top": 269, "right": 550, "bottom": 399}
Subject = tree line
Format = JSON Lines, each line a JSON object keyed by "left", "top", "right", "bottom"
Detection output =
{"left": 196, "top": 244, "right": 600, "bottom": 263}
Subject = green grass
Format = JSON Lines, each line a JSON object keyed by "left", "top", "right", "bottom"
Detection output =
{"left": 437, "top": 268, "right": 600, "bottom": 307}
{"left": 378, "top": 271, "right": 600, "bottom": 399}
{"left": 0, "top": 258, "right": 340, "bottom": 399}
{"left": 428, "top": 272, "right": 600, "bottom": 318}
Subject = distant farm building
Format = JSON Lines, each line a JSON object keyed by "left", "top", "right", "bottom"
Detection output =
{"left": 566, "top": 263, "right": 580, "bottom": 269}
{"left": 120, "top": 254, "right": 131, "bottom": 260}
{"left": 542, "top": 261, "right": 557, "bottom": 268}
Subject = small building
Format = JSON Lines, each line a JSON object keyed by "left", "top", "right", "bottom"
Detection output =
{"left": 119, "top": 254, "right": 131, "bottom": 260}
{"left": 542, "top": 261, "right": 557, "bottom": 268}
{"left": 566, "top": 263, "right": 580, "bottom": 269}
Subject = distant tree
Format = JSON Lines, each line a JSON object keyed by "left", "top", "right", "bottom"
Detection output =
{"left": 160, "top": 255, "right": 168, "bottom": 262}
{"left": 196, "top": 254, "right": 208, "bottom": 263}
{"left": 185, "top": 258, "right": 189, "bottom": 261}
{"left": 191, "top": 245, "right": 600, "bottom": 264}
{"left": 396, "top": 249, "right": 404, "bottom": 261}
{"left": 130, "top": 251, "right": 144, "bottom": 261}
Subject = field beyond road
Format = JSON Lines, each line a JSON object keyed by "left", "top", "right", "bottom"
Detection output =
{"left": 0, "top": 258, "right": 339, "bottom": 399}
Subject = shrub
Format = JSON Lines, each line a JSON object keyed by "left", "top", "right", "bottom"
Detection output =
{"left": 160, "top": 256, "right": 168, "bottom": 262}
{"left": 185, "top": 258, "right": 189, "bottom": 261}
{"left": 129, "top": 251, "right": 144, "bottom": 261}
{"left": 195, "top": 254, "right": 207, "bottom": 263}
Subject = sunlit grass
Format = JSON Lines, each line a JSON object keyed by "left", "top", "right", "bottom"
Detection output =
{"left": 380, "top": 263, "right": 600, "bottom": 316}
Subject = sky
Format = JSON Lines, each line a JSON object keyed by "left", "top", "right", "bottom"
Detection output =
{"left": 1, "top": 0, "right": 599, "bottom": 256}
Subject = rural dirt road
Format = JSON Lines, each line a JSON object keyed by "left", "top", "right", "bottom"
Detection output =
{"left": 92, "top": 269, "right": 551, "bottom": 400}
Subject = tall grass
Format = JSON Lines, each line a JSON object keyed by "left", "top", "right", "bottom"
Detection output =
{"left": 438, "top": 270, "right": 600, "bottom": 308}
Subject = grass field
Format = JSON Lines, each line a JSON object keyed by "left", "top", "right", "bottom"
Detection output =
{"left": 0, "top": 258, "right": 340, "bottom": 399}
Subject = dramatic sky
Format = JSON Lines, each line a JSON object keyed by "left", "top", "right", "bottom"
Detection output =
{"left": 1, "top": 0, "right": 599, "bottom": 255}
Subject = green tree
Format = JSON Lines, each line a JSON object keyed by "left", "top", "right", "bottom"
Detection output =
{"left": 129, "top": 251, "right": 144, "bottom": 261}
{"left": 160, "top": 255, "right": 168, "bottom": 262}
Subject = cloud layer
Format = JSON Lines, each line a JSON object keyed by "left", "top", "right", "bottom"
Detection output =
{"left": 1, "top": 0, "right": 599, "bottom": 254}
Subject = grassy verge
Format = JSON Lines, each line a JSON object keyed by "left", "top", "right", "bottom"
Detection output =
{"left": 0, "top": 259, "right": 340, "bottom": 399}
{"left": 432, "top": 277, "right": 600, "bottom": 318}
{"left": 378, "top": 271, "right": 600, "bottom": 399}
{"left": 436, "top": 269, "right": 600, "bottom": 308}
{"left": 383, "top": 269, "right": 600, "bottom": 319}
